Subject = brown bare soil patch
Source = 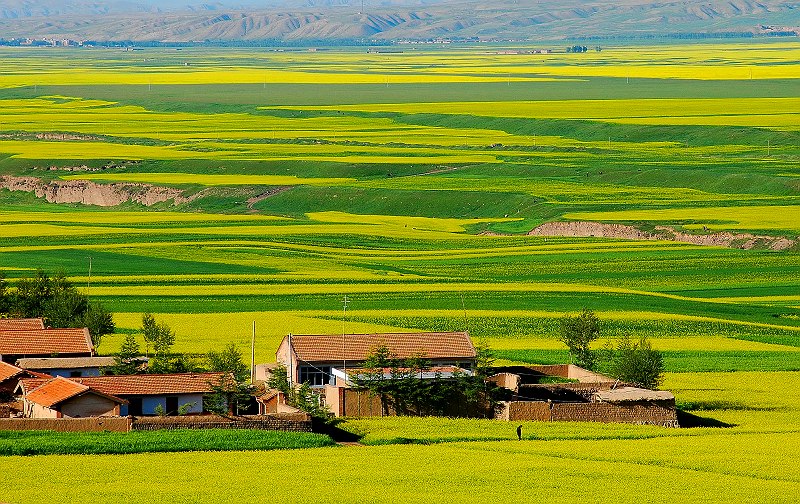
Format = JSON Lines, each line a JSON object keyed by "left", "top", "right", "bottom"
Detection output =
{"left": 529, "top": 221, "right": 796, "bottom": 251}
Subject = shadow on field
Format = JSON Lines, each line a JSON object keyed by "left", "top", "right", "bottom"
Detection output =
{"left": 312, "top": 418, "right": 364, "bottom": 443}
{"left": 677, "top": 410, "right": 735, "bottom": 428}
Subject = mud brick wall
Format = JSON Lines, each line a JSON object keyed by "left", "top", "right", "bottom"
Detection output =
{"left": 501, "top": 400, "right": 678, "bottom": 427}
{"left": 529, "top": 365, "right": 571, "bottom": 377}
{"left": 0, "top": 417, "right": 131, "bottom": 432}
{"left": 132, "top": 414, "right": 311, "bottom": 432}
{"left": 500, "top": 401, "right": 551, "bottom": 422}
{"left": 552, "top": 401, "right": 678, "bottom": 427}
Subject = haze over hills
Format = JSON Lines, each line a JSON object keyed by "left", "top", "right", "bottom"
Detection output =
{"left": 0, "top": 0, "right": 798, "bottom": 42}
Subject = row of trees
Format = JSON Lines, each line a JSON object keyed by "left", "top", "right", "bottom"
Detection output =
{"left": 558, "top": 308, "right": 664, "bottom": 389}
{"left": 111, "top": 314, "right": 254, "bottom": 415}
{"left": 0, "top": 270, "right": 114, "bottom": 348}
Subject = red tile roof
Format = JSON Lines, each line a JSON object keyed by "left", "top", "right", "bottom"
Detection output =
{"left": 0, "top": 361, "right": 24, "bottom": 382}
{"left": 0, "top": 362, "right": 51, "bottom": 383}
{"left": 25, "top": 376, "right": 126, "bottom": 408}
{"left": 0, "top": 318, "right": 45, "bottom": 330}
{"left": 17, "top": 377, "right": 52, "bottom": 395}
{"left": 25, "top": 377, "right": 90, "bottom": 408}
{"left": 0, "top": 328, "right": 94, "bottom": 357}
{"left": 70, "top": 372, "right": 231, "bottom": 396}
{"left": 286, "top": 332, "right": 476, "bottom": 363}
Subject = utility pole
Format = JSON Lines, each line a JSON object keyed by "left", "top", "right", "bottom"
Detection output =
{"left": 251, "top": 320, "right": 256, "bottom": 384}
{"left": 342, "top": 295, "right": 349, "bottom": 381}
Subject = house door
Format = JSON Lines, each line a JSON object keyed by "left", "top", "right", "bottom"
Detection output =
{"left": 129, "top": 397, "right": 143, "bottom": 416}
{"left": 166, "top": 396, "right": 179, "bottom": 415}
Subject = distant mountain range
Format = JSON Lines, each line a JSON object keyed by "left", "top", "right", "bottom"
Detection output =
{"left": 0, "top": 0, "right": 798, "bottom": 42}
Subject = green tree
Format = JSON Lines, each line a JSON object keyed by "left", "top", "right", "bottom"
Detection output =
{"left": 141, "top": 313, "right": 176, "bottom": 373}
{"left": 205, "top": 344, "right": 255, "bottom": 415}
{"left": 110, "top": 333, "right": 144, "bottom": 375}
{"left": 351, "top": 345, "right": 499, "bottom": 418}
{"left": 473, "top": 339, "right": 495, "bottom": 378}
{"left": 0, "top": 272, "right": 9, "bottom": 315}
{"left": 606, "top": 335, "right": 664, "bottom": 390}
{"left": 83, "top": 302, "right": 114, "bottom": 349}
{"left": 265, "top": 364, "right": 331, "bottom": 420}
{"left": 3, "top": 269, "right": 114, "bottom": 341}
{"left": 207, "top": 343, "right": 250, "bottom": 382}
{"left": 267, "top": 364, "right": 291, "bottom": 396}
{"left": 559, "top": 308, "right": 601, "bottom": 370}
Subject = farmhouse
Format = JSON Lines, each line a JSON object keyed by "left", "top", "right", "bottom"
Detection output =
{"left": 67, "top": 372, "right": 231, "bottom": 416}
{"left": 20, "top": 376, "right": 126, "bottom": 419}
{"left": 17, "top": 372, "right": 231, "bottom": 417}
{"left": 0, "top": 328, "right": 95, "bottom": 363}
{"left": 0, "top": 361, "right": 50, "bottom": 396}
{"left": 273, "top": 332, "right": 476, "bottom": 387}
{"left": 491, "top": 365, "right": 679, "bottom": 427}
{"left": 16, "top": 356, "right": 116, "bottom": 378}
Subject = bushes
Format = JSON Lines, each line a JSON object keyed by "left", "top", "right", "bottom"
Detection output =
{"left": 602, "top": 335, "right": 664, "bottom": 390}
{"left": 0, "top": 269, "right": 114, "bottom": 348}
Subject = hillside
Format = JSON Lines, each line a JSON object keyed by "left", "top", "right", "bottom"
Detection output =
{"left": 0, "top": 0, "right": 798, "bottom": 42}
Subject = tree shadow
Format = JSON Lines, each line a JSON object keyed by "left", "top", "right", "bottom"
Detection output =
{"left": 312, "top": 417, "right": 364, "bottom": 443}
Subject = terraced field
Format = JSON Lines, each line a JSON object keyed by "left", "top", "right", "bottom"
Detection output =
{"left": 0, "top": 41, "right": 798, "bottom": 500}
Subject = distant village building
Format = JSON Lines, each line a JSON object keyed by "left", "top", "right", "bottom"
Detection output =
{"left": 17, "top": 372, "right": 230, "bottom": 417}
{"left": 15, "top": 357, "right": 116, "bottom": 378}
{"left": 0, "top": 361, "right": 50, "bottom": 397}
{"left": 273, "top": 332, "right": 477, "bottom": 387}
{"left": 20, "top": 376, "right": 126, "bottom": 419}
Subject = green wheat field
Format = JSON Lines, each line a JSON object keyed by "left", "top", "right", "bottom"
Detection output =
{"left": 0, "top": 41, "right": 798, "bottom": 502}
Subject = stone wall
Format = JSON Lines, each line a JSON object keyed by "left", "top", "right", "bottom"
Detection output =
{"left": 0, "top": 417, "right": 131, "bottom": 432}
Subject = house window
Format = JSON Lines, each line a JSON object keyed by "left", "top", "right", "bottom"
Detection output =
{"left": 299, "top": 366, "right": 334, "bottom": 387}
{"left": 69, "top": 371, "right": 82, "bottom": 377}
